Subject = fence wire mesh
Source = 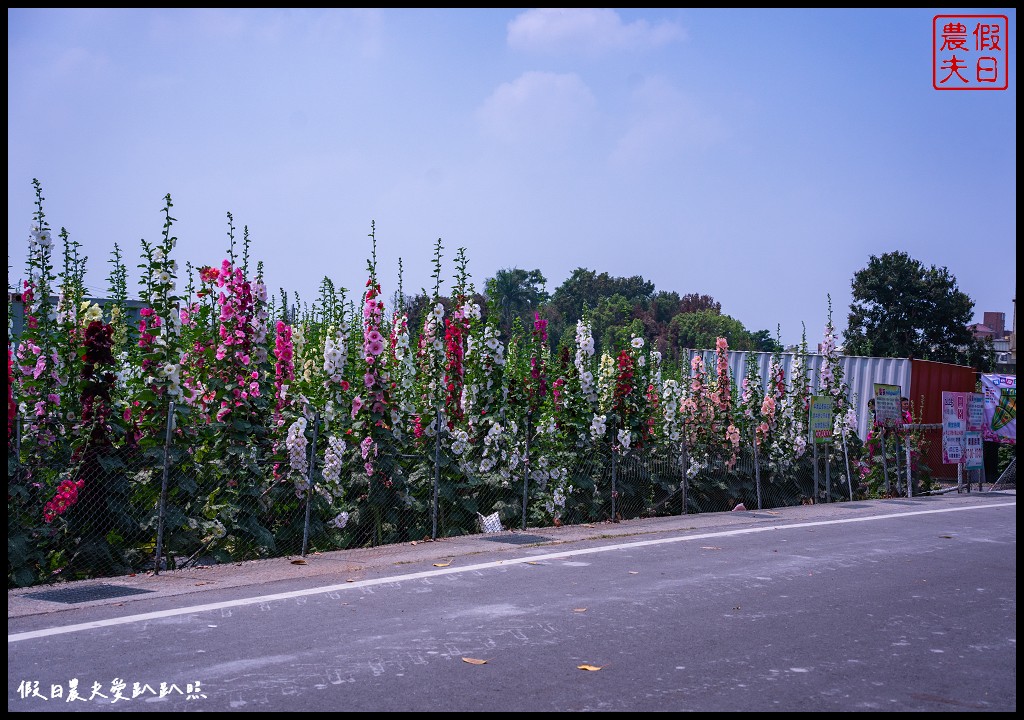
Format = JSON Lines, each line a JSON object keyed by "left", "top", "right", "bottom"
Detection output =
{"left": 8, "top": 414, "right": 985, "bottom": 589}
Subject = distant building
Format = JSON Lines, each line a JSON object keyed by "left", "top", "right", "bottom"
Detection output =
{"left": 1011, "top": 297, "right": 1017, "bottom": 365}
{"left": 997, "top": 299, "right": 1016, "bottom": 374}
{"left": 968, "top": 322, "right": 997, "bottom": 340}
{"left": 983, "top": 311, "right": 1006, "bottom": 338}
{"left": 971, "top": 308, "right": 1015, "bottom": 374}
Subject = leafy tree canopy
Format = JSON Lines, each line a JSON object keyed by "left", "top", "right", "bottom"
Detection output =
{"left": 843, "top": 251, "right": 994, "bottom": 370}
{"left": 483, "top": 267, "right": 548, "bottom": 337}
{"left": 749, "top": 328, "right": 783, "bottom": 353}
{"left": 549, "top": 267, "right": 655, "bottom": 324}
{"left": 667, "top": 309, "right": 753, "bottom": 353}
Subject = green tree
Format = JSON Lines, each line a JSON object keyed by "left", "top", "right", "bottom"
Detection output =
{"left": 548, "top": 268, "right": 655, "bottom": 325}
{"left": 484, "top": 267, "right": 548, "bottom": 338}
{"left": 546, "top": 268, "right": 657, "bottom": 354}
{"left": 589, "top": 294, "right": 639, "bottom": 353}
{"left": 843, "top": 251, "right": 993, "bottom": 369}
{"left": 667, "top": 310, "right": 753, "bottom": 353}
{"left": 749, "top": 329, "right": 783, "bottom": 353}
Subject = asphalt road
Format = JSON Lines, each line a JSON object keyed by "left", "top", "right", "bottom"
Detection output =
{"left": 8, "top": 492, "right": 1016, "bottom": 712}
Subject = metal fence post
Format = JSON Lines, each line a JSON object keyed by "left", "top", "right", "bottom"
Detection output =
{"left": 432, "top": 405, "right": 442, "bottom": 540}
{"left": 680, "top": 440, "right": 688, "bottom": 516}
{"left": 812, "top": 438, "right": 819, "bottom": 501}
{"left": 11, "top": 412, "right": 23, "bottom": 494}
{"left": 301, "top": 412, "right": 320, "bottom": 557}
{"left": 824, "top": 443, "right": 831, "bottom": 503}
{"left": 904, "top": 433, "right": 913, "bottom": 498}
{"left": 880, "top": 427, "right": 890, "bottom": 495}
{"left": 893, "top": 430, "right": 903, "bottom": 495}
{"left": 521, "top": 416, "right": 531, "bottom": 531}
{"left": 154, "top": 402, "right": 176, "bottom": 576}
{"left": 842, "top": 428, "right": 853, "bottom": 501}
{"left": 610, "top": 439, "right": 618, "bottom": 522}
{"left": 752, "top": 435, "right": 763, "bottom": 510}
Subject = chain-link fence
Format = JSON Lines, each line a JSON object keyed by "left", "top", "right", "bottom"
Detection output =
{"left": 8, "top": 413, "right": 949, "bottom": 589}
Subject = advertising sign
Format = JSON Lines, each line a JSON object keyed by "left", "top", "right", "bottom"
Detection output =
{"left": 966, "top": 392, "right": 985, "bottom": 432}
{"left": 810, "top": 395, "right": 834, "bottom": 444}
{"left": 981, "top": 374, "right": 1016, "bottom": 444}
{"left": 942, "top": 391, "right": 967, "bottom": 464}
{"left": 873, "top": 383, "right": 903, "bottom": 426}
{"left": 964, "top": 431, "right": 984, "bottom": 469}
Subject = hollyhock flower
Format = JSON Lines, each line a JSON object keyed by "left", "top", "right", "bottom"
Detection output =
{"left": 617, "top": 428, "right": 632, "bottom": 450}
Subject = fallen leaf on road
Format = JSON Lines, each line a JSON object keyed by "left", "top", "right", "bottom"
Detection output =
{"left": 433, "top": 561, "right": 452, "bottom": 567}
{"left": 462, "top": 657, "right": 488, "bottom": 665}
{"left": 291, "top": 559, "right": 307, "bottom": 565}
{"left": 628, "top": 571, "right": 639, "bottom": 575}
{"left": 346, "top": 578, "right": 355, "bottom": 583}
{"left": 526, "top": 561, "right": 542, "bottom": 565}
{"left": 573, "top": 608, "right": 587, "bottom": 613}
{"left": 940, "top": 535, "right": 953, "bottom": 539}
{"left": 578, "top": 664, "right": 604, "bottom": 671}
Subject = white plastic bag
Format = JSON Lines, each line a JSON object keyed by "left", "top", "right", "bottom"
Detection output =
{"left": 477, "top": 512, "right": 503, "bottom": 533}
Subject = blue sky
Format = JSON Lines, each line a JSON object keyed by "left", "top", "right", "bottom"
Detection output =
{"left": 7, "top": 8, "right": 1017, "bottom": 348}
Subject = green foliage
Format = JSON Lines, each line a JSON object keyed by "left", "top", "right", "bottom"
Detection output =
{"left": 667, "top": 309, "right": 753, "bottom": 352}
{"left": 483, "top": 267, "right": 548, "bottom": 338}
{"left": 844, "top": 250, "right": 991, "bottom": 369}
{"left": 750, "top": 329, "right": 783, "bottom": 352}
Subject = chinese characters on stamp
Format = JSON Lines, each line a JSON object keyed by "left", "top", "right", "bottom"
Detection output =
{"left": 934, "top": 15, "right": 1009, "bottom": 90}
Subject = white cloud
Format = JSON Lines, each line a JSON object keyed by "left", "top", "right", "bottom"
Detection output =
{"left": 609, "top": 76, "right": 726, "bottom": 168}
{"left": 149, "top": 9, "right": 384, "bottom": 59}
{"left": 476, "top": 71, "right": 596, "bottom": 146}
{"left": 507, "top": 8, "right": 684, "bottom": 55}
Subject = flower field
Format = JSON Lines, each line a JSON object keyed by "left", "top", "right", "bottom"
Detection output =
{"left": 7, "top": 182, "right": 933, "bottom": 588}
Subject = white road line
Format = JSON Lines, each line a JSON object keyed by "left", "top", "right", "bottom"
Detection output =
{"left": 8, "top": 501, "right": 1014, "bottom": 643}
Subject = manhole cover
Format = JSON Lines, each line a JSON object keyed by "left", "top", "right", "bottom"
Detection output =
{"left": 23, "top": 583, "right": 155, "bottom": 604}
{"left": 480, "top": 534, "right": 550, "bottom": 545}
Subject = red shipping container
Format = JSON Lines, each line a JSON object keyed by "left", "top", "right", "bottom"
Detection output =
{"left": 910, "top": 359, "right": 979, "bottom": 481}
